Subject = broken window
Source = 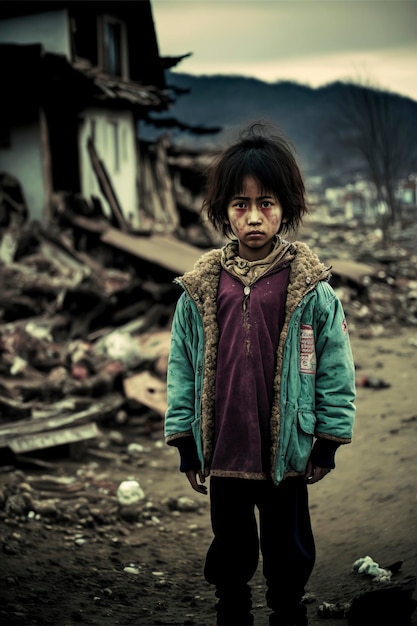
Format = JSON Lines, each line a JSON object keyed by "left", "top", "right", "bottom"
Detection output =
{"left": 99, "top": 15, "right": 128, "bottom": 79}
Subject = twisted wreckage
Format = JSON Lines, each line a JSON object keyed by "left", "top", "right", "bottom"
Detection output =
{"left": 0, "top": 1, "right": 416, "bottom": 465}
{"left": 0, "top": 0, "right": 219, "bottom": 461}
{"left": 0, "top": 170, "right": 209, "bottom": 461}
{"left": 1, "top": 174, "right": 416, "bottom": 465}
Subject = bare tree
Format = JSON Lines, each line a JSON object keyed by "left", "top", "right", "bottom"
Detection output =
{"left": 327, "top": 78, "right": 413, "bottom": 238}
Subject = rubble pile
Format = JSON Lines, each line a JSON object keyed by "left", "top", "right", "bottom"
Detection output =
{"left": 0, "top": 193, "right": 416, "bottom": 461}
{"left": 0, "top": 202, "right": 188, "bottom": 460}
{"left": 0, "top": 464, "right": 201, "bottom": 530}
{"left": 301, "top": 220, "right": 417, "bottom": 331}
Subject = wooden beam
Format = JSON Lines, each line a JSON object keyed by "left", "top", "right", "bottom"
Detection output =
{"left": 87, "top": 137, "right": 128, "bottom": 232}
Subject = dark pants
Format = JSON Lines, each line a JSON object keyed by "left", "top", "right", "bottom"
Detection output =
{"left": 204, "top": 477, "right": 315, "bottom": 625}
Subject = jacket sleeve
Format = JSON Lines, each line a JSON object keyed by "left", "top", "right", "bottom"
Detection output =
{"left": 164, "top": 293, "right": 197, "bottom": 443}
{"left": 314, "top": 282, "right": 356, "bottom": 442}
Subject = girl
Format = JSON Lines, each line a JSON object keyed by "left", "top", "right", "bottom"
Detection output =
{"left": 165, "top": 123, "right": 356, "bottom": 626}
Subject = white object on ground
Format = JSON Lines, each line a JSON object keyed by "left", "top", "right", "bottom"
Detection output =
{"left": 352, "top": 555, "right": 392, "bottom": 583}
{"left": 117, "top": 480, "right": 145, "bottom": 505}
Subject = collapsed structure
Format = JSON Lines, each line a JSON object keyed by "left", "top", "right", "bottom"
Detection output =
{"left": 0, "top": 2, "right": 416, "bottom": 462}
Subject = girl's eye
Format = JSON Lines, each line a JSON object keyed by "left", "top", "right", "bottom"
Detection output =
{"left": 261, "top": 201, "right": 272, "bottom": 208}
{"left": 234, "top": 202, "right": 246, "bottom": 209}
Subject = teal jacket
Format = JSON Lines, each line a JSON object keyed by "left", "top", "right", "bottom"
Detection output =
{"left": 165, "top": 242, "right": 356, "bottom": 485}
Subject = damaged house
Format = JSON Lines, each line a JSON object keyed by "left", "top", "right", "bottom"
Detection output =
{"left": 0, "top": 0, "right": 215, "bottom": 254}
{"left": 1, "top": 1, "right": 171, "bottom": 227}
{"left": 0, "top": 1, "right": 218, "bottom": 460}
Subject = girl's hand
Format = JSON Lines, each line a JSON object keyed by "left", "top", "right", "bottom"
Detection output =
{"left": 185, "top": 469, "right": 208, "bottom": 495}
{"left": 303, "top": 460, "right": 331, "bottom": 484}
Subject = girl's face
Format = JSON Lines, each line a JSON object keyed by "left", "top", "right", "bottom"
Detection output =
{"left": 226, "top": 176, "right": 285, "bottom": 261}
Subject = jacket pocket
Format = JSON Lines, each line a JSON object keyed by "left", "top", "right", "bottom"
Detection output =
{"left": 287, "top": 411, "right": 316, "bottom": 473}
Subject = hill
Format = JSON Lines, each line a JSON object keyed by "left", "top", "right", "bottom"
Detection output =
{"left": 148, "top": 72, "right": 417, "bottom": 182}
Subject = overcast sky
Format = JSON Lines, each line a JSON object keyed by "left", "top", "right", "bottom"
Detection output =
{"left": 152, "top": 0, "right": 417, "bottom": 102}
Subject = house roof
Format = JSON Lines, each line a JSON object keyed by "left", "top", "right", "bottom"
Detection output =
{"left": 73, "top": 59, "right": 170, "bottom": 110}
{"left": 0, "top": 0, "right": 171, "bottom": 108}
{"left": 160, "top": 53, "right": 193, "bottom": 70}
{"left": 1, "top": 43, "right": 170, "bottom": 113}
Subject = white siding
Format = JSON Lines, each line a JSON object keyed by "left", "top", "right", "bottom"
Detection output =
{"left": 79, "top": 109, "right": 139, "bottom": 228}
{"left": 0, "top": 122, "right": 46, "bottom": 222}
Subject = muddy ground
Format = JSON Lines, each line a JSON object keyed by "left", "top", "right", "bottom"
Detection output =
{"left": 1, "top": 325, "right": 417, "bottom": 626}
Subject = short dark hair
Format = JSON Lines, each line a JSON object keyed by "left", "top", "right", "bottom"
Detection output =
{"left": 202, "top": 122, "right": 309, "bottom": 238}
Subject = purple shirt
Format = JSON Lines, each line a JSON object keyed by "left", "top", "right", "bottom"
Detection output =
{"left": 211, "top": 262, "right": 290, "bottom": 478}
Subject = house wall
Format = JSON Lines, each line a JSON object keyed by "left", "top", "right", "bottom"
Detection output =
{"left": 0, "top": 123, "right": 46, "bottom": 222}
{"left": 0, "top": 10, "right": 70, "bottom": 57}
{"left": 0, "top": 10, "right": 70, "bottom": 223}
{"left": 79, "top": 109, "right": 139, "bottom": 228}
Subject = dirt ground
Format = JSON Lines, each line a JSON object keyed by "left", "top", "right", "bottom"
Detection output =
{"left": 1, "top": 325, "right": 417, "bottom": 626}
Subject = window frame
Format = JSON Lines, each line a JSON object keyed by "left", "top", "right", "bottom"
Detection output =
{"left": 98, "top": 14, "right": 129, "bottom": 80}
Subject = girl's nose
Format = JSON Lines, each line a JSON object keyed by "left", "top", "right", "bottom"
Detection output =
{"left": 248, "top": 205, "right": 262, "bottom": 224}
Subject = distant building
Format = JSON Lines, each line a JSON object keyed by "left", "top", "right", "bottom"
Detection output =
{"left": 344, "top": 191, "right": 366, "bottom": 220}
{"left": 397, "top": 177, "right": 417, "bottom": 207}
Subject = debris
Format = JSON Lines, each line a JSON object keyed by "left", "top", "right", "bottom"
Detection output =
{"left": 347, "top": 577, "right": 417, "bottom": 625}
{"left": 352, "top": 556, "right": 393, "bottom": 583}
{"left": 116, "top": 480, "right": 145, "bottom": 505}
{"left": 317, "top": 600, "right": 351, "bottom": 619}
{"left": 0, "top": 393, "right": 124, "bottom": 451}
{"left": 1, "top": 163, "right": 416, "bottom": 464}
{"left": 357, "top": 376, "right": 391, "bottom": 389}
{"left": 87, "top": 138, "right": 129, "bottom": 232}
{"left": 123, "top": 564, "right": 141, "bottom": 575}
{"left": 163, "top": 496, "right": 200, "bottom": 513}
{"left": 385, "top": 560, "right": 405, "bottom": 575}
{"left": 123, "top": 371, "right": 167, "bottom": 418}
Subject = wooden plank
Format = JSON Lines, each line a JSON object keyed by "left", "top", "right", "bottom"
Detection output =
{"left": 329, "top": 259, "right": 378, "bottom": 284}
{"left": 154, "top": 136, "right": 179, "bottom": 229}
{"left": 0, "top": 392, "right": 124, "bottom": 445}
{"left": 141, "top": 147, "right": 167, "bottom": 222}
{"left": 8, "top": 422, "right": 100, "bottom": 454}
{"left": 100, "top": 228, "right": 202, "bottom": 275}
{"left": 87, "top": 137, "right": 128, "bottom": 232}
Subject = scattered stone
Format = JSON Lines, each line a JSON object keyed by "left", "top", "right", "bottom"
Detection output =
{"left": 302, "top": 591, "right": 316, "bottom": 604}
{"left": 2, "top": 542, "right": 19, "bottom": 555}
{"left": 116, "top": 480, "right": 145, "bottom": 505}
{"left": 5, "top": 494, "right": 29, "bottom": 517}
{"left": 74, "top": 536, "right": 86, "bottom": 546}
{"left": 127, "top": 442, "right": 146, "bottom": 457}
{"left": 32, "top": 500, "right": 60, "bottom": 517}
{"left": 123, "top": 564, "right": 140, "bottom": 575}
{"left": 108, "top": 430, "right": 126, "bottom": 446}
{"left": 118, "top": 504, "right": 142, "bottom": 523}
{"left": 171, "top": 496, "right": 199, "bottom": 512}
{"left": 318, "top": 600, "right": 351, "bottom": 618}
